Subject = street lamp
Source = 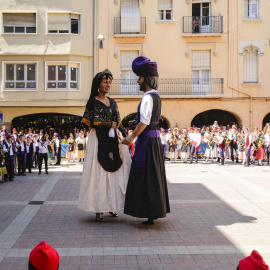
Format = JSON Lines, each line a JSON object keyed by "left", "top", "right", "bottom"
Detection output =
{"left": 97, "top": 35, "right": 105, "bottom": 49}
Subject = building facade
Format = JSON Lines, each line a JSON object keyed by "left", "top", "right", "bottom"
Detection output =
{"left": 98, "top": 0, "right": 270, "bottom": 129}
{"left": 0, "top": 0, "right": 270, "bottom": 130}
{"left": 0, "top": 0, "right": 94, "bottom": 131}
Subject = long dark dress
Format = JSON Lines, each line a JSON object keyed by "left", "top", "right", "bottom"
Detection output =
{"left": 124, "top": 92, "right": 170, "bottom": 219}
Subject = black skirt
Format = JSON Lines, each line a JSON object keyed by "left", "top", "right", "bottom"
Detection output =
{"left": 124, "top": 137, "right": 170, "bottom": 219}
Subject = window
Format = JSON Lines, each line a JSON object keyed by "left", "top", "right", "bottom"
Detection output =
{"left": 191, "top": 51, "right": 211, "bottom": 94}
{"left": 46, "top": 62, "right": 80, "bottom": 90}
{"left": 120, "top": 51, "right": 139, "bottom": 95}
{"left": 158, "top": 0, "right": 172, "bottom": 21}
{"left": 47, "top": 13, "right": 81, "bottom": 34}
{"left": 244, "top": 48, "right": 258, "bottom": 83}
{"left": 192, "top": 3, "right": 211, "bottom": 33}
{"left": 4, "top": 63, "right": 37, "bottom": 90}
{"left": 245, "top": 0, "right": 259, "bottom": 19}
{"left": 121, "top": 0, "right": 140, "bottom": 33}
{"left": 3, "top": 13, "right": 36, "bottom": 34}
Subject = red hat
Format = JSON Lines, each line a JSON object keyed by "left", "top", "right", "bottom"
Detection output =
{"left": 29, "top": 241, "right": 59, "bottom": 270}
{"left": 217, "top": 126, "right": 222, "bottom": 130}
{"left": 190, "top": 127, "right": 194, "bottom": 130}
{"left": 239, "top": 250, "right": 269, "bottom": 270}
{"left": 13, "top": 128, "right": 16, "bottom": 131}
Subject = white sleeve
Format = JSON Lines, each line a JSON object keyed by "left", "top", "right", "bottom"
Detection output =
{"left": 2, "top": 144, "right": 7, "bottom": 153}
{"left": 140, "top": 95, "right": 153, "bottom": 125}
{"left": 55, "top": 140, "right": 59, "bottom": 148}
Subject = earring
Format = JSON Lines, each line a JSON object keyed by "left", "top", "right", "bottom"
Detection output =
{"left": 98, "top": 89, "right": 100, "bottom": 92}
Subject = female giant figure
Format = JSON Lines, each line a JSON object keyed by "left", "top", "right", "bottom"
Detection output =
{"left": 78, "top": 70, "right": 131, "bottom": 222}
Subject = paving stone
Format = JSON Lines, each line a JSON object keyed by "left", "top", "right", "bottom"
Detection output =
{"left": 0, "top": 160, "right": 270, "bottom": 268}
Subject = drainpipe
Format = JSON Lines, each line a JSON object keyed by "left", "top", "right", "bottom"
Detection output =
{"left": 228, "top": 85, "right": 253, "bottom": 129}
{"left": 93, "top": 0, "right": 99, "bottom": 75}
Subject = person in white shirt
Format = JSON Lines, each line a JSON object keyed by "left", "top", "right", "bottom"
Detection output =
{"left": 75, "top": 132, "right": 86, "bottom": 163}
{"left": 38, "top": 136, "right": 52, "bottom": 175}
{"left": 2, "top": 135, "right": 14, "bottom": 182}
{"left": 229, "top": 127, "right": 239, "bottom": 163}
{"left": 160, "top": 129, "right": 168, "bottom": 159}
{"left": 16, "top": 134, "right": 27, "bottom": 176}
{"left": 189, "top": 128, "right": 201, "bottom": 163}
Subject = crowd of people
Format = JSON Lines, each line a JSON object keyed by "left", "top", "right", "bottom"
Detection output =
{"left": 0, "top": 126, "right": 89, "bottom": 183}
{"left": 157, "top": 120, "right": 270, "bottom": 166}
{"left": 1, "top": 117, "right": 269, "bottom": 185}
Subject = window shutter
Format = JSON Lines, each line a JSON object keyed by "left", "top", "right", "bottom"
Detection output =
{"left": 121, "top": 0, "right": 140, "bottom": 33}
{"left": 121, "top": 51, "right": 139, "bottom": 69}
{"left": 244, "top": 50, "right": 258, "bottom": 83}
{"left": 192, "top": 51, "right": 211, "bottom": 69}
{"left": 250, "top": 0, "right": 259, "bottom": 19}
{"left": 120, "top": 51, "right": 139, "bottom": 94}
{"left": 48, "top": 13, "right": 69, "bottom": 31}
{"left": 3, "top": 13, "right": 36, "bottom": 27}
{"left": 158, "top": 0, "right": 172, "bottom": 10}
{"left": 244, "top": 0, "right": 249, "bottom": 18}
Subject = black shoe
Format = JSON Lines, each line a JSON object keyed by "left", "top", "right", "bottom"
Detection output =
{"left": 108, "top": 212, "right": 118, "bottom": 217}
{"left": 142, "top": 219, "right": 154, "bottom": 225}
{"left": 9, "top": 179, "right": 13, "bottom": 182}
{"left": 96, "top": 213, "right": 105, "bottom": 222}
{"left": 38, "top": 172, "right": 41, "bottom": 175}
{"left": 45, "top": 171, "right": 49, "bottom": 174}
{"left": 0, "top": 180, "right": 4, "bottom": 183}
{"left": 21, "top": 174, "right": 26, "bottom": 176}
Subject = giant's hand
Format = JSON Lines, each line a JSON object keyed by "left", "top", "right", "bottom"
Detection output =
{"left": 122, "top": 135, "right": 134, "bottom": 145}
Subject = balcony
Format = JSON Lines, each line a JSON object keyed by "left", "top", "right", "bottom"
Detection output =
{"left": 110, "top": 78, "right": 224, "bottom": 96}
{"left": 182, "top": 16, "right": 223, "bottom": 37}
{"left": 114, "top": 17, "right": 146, "bottom": 37}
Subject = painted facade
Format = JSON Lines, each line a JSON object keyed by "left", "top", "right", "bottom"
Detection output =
{"left": 0, "top": 0, "right": 270, "bottom": 130}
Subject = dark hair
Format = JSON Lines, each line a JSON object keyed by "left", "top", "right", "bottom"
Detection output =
{"left": 29, "top": 259, "right": 59, "bottom": 270}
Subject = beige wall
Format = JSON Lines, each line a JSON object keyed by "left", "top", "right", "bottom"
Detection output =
{"left": 1, "top": 0, "right": 270, "bottom": 131}
{"left": 0, "top": 0, "right": 93, "bottom": 56}
{"left": 97, "top": 0, "right": 270, "bottom": 129}
{"left": 0, "top": 55, "right": 92, "bottom": 101}
{"left": 0, "top": 0, "right": 94, "bottom": 129}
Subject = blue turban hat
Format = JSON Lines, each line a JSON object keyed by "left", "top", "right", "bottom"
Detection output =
{"left": 132, "top": 56, "right": 159, "bottom": 77}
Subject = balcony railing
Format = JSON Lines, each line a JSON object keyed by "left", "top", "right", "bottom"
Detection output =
{"left": 182, "top": 16, "right": 223, "bottom": 34}
{"left": 114, "top": 17, "right": 146, "bottom": 35}
{"left": 110, "top": 78, "right": 224, "bottom": 96}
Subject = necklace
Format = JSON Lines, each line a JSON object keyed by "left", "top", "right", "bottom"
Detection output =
{"left": 97, "top": 95, "right": 107, "bottom": 102}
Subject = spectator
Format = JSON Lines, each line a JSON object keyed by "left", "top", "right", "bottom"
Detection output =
{"left": 29, "top": 241, "right": 59, "bottom": 270}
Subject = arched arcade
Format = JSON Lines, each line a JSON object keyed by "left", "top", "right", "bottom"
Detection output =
{"left": 191, "top": 109, "right": 241, "bottom": 128}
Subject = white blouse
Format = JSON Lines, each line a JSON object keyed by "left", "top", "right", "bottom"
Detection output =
{"left": 140, "top": 89, "right": 157, "bottom": 125}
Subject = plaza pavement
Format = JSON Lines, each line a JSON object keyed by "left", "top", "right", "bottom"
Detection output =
{"left": 0, "top": 159, "right": 270, "bottom": 270}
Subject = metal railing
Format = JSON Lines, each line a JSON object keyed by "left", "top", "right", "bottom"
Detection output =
{"left": 110, "top": 78, "right": 224, "bottom": 96}
{"left": 182, "top": 16, "right": 223, "bottom": 34}
{"left": 114, "top": 17, "right": 146, "bottom": 34}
